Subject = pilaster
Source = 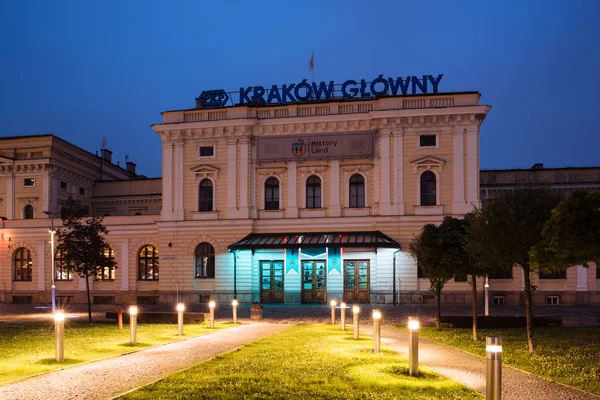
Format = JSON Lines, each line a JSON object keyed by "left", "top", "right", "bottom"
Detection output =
{"left": 379, "top": 130, "right": 392, "bottom": 215}
{"left": 453, "top": 127, "right": 468, "bottom": 214}
{"left": 161, "top": 142, "right": 175, "bottom": 220}
{"left": 6, "top": 175, "right": 13, "bottom": 219}
{"left": 121, "top": 239, "right": 130, "bottom": 291}
{"left": 174, "top": 141, "right": 185, "bottom": 220}
{"left": 227, "top": 140, "right": 238, "bottom": 216}
{"left": 393, "top": 129, "right": 404, "bottom": 215}
{"left": 239, "top": 139, "right": 249, "bottom": 217}
{"left": 287, "top": 161, "right": 298, "bottom": 218}
{"left": 37, "top": 242, "right": 45, "bottom": 291}
{"left": 576, "top": 265, "right": 588, "bottom": 291}
{"left": 329, "top": 160, "right": 341, "bottom": 217}
{"left": 466, "top": 125, "right": 480, "bottom": 208}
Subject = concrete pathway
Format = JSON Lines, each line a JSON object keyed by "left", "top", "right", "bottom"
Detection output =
{"left": 0, "top": 323, "right": 292, "bottom": 400}
{"left": 361, "top": 325, "right": 599, "bottom": 400}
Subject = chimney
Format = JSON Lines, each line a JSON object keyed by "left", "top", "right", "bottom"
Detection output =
{"left": 126, "top": 161, "right": 137, "bottom": 174}
{"left": 101, "top": 149, "right": 113, "bottom": 163}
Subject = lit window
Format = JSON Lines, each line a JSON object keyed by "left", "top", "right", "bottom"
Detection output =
{"left": 55, "top": 247, "right": 73, "bottom": 281}
{"left": 195, "top": 243, "right": 215, "bottom": 278}
{"left": 14, "top": 248, "right": 32, "bottom": 281}
{"left": 23, "top": 178, "right": 35, "bottom": 187}
{"left": 306, "top": 175, "right": 321, "bottom": 209}
{"left": 420, "top": 171, "right": 436, "bottom": 206}
{"left": 265, "top": 177, "right": 280, "bottom": 210}
{"left": 199, "top": 146, "right": 214, "bottom": 157}
{"left": 349, "top": 174, "right": 365, "bottom": 208}
{"left": 198, "top": 179, "right": 214, "bottom": 211}
{"left": 419, "top": 135, "right": 437, "bottom": 147}
{"left": 96, "top": 246, "right": 116, "bottom": 280}
{"left": 138, "top": 245, "right": 159, "bottom": 280}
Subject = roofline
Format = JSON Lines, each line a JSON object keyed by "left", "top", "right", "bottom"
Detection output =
{"left": 481, "top": 166, "right": 600, "bottom": 172}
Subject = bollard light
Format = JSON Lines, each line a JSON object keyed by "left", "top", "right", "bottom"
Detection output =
{"left": 129, "top": 306, "right": 138, "bottom": 345}
{"left": 372, "top": 310, "right": 381, "bottom": 353}
{"left": 484, "top": 277, "right": 490, "bottom": 316}
{"left": 330, "top": 300, "right": 337, "bottom": 325}
{"left": 340, "top": 302, "right": 346, "bottom": 331}
{"left": 408, "top": 317, "right": 420, "bottom": 376}
{"left": 352, "top": 305, "right": 360, "bottom": 339}
{"left": 209, "top": 300, "right": 216, "bottom": 329}
{"left": 54, "top": 311, "right": 65, "bottom": 362}
{"left": 486, "top": 336, "right": 502, "bottom": 400}
{"left": 176, "top": 303, "right": 185, "bottom": 336}
{"left": 232, "top": 299, "right": 238, "bottom": 324}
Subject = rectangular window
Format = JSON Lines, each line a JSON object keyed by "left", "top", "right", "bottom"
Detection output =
{"left": 23, "top": 178, "right": 35, "bottom": 187}
{"left": 489, "top": 270, "right": 513, "bottom": 279}
{"left": 419, "top": 135, "right": 437, "bottom": 147}
{"left": 79, "top": 187, "right": 86, "bottom": 196}
{"left": 60, "top": 181, "right": 68, "bottom": 191}
{"left": 492, "top": 296, "right": 505, "bottom": 305}
{"left": 539, "top": 268, "right": 567, "bottom": 279}
{"left": 199, "top": 146, "right": 214, "bottom": 157}
{"left": 546, "top": 295, "right": 560, "bottom": 305}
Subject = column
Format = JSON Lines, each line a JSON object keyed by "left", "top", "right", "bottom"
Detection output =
{"left": 227, "top": 140, "right": 238, "bottom": 215}
{"left": 42, "top": 175, "right": 50, "bottom": 214}
{"left": 174, "top": 141, "right": 184, "bottom": 220}
{"left": 121, "top": 239, "right": 130, "bottom": 291}
{"left": 239, "top": 139, "right": 249, "bottom": 217}
{"left": 161, "top": 142, "right": 174, "bottom": 220}
{"left": 394, "top": 130, "right": 404, "bottom": 215}
{"left": 287, "top": 161, "right": 298, "bottom": 218}
{"left": 6, "top": 174, "right": 14, "bottom": 219}
{"left": 466, "top": 126, "right": 479, "bottom": 207}
{"left": 37, "top": 243, "right": 46, "bottom": 291}
{"left": 329, "top": 160, "right": 341, "bottom": 217}
{"left": 576, "top": 265, "right": 588, "bottom": 291}
{"left": 250, "top": 139, "right": 257, "bottom": 219}
{"left": 379, "top": 130, "right": 391, "bottom": 215}
{"left": 453, "top": 127, "right": 466, "bottom": 213}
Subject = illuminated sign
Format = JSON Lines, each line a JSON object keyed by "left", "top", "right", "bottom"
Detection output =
{"left": 197, "top": 74, "right": 443, "bottom": 108}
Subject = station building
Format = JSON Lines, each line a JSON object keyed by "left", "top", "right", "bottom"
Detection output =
{"left": 0, "top": 81, "right": 597, "bottom": 307}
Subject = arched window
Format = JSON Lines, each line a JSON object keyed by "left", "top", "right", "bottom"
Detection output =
{"left": 55, "top": 247, "right": 72, "bottom": 281}
{"left": 198, "top": 179, "right": 214, "bottom": 212}
{"left": 349, "top": 174, "right": 365, "bottom": 208}
{"left": 23, "top": 204, "right": 34, "bottom": 219}
{"left": 306, "top": 175, "right": 321, "bottom": 209}
{"left": 195, "top": 243, "right": 215, "bottom": 279}
{"left": 264, "top": 177, "right": 280, "bottom": 210}
{"left": 14, "top": 247, "right": 32, "bottom": 281}
{"left": 96, "top": 246, "right": 116, "bottom": 280}
{"left": 420, "top": 171, "right": 437, "bottom": 206}
{"left": 138, "top": 245, "right": 159, "bottom": 280}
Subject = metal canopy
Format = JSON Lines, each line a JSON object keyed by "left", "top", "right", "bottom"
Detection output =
{"left": 228, "top": 231, "right": 400, "bottom": 251}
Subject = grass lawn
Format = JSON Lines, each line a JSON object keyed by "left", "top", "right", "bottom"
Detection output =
{"left": 415, "top": 326, "right": 600, "bottom": 395}
{"left": 121, "top": 324, "right": 479, "bottom": 400}
{"left": 0, "top": 319, "right": 232, "bottom": 385}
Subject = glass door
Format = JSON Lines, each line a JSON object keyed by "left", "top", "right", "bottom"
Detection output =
{"left": 301, "top": 260, "right": 327, "bottom": 303}
{"left": 344, "top": 260, "right": 370, "bottom": 303}
{"left": 260, "top": 261, "right": 284, "bottom": 303}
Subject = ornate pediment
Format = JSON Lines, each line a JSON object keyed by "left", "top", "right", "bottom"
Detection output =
{"left": 190, "top": 164, "right": 219, "bottom": 180}
{"left": 410, "top": 156, "right": 446, "bottom": 173}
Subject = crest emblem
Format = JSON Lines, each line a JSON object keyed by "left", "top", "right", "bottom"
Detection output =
{"left": 197, "top": 90, "right": 230, "bottom": 108}
{"left": 292, "top": 139, "right": 306, "bottom": 157}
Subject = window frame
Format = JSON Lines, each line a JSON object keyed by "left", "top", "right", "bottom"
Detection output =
{"left": 59, "top": 181, "right": 68, "bottom": 191}
{"left": 305, "top": 175, "right": 322, "bottom": 209}
{"left": 14, "top": 247, "right": 32, "bottom": 281}
{"left": 95, "top": 246, "right": 116, "bottom": 281}
{"left": 23, "top": 204, "right": 35, "bottom": 219}
{"left": 55, "top": 247, "right": 73, "bottom": 281}
{"left": 264, "top": 176, "right": 280, "bottom": 210}
{"left": 195, "top": 243, "right": 215, "bottom": 279}
{"left": 197, "top": 144, "right": 216, "bottom": 159}
{"left": 419, "top": 170, "right": 437, "bottom": 206}
{"left": 23, "top": 177, "right": 35, "bottom": 187}
{"left": 348, "top": 173, "right": 365, "bottom": 208}
{"left": 539, "top": 267, "right": 567, "bottom": 279}
{"left": 198, "top": 178, "right": 215, "bottom": 212}
{"left": 418, "top": 134, "right": 438, "bottom": 148}
{"left": 138, "top": 245, "right": 159, "bottom": 281}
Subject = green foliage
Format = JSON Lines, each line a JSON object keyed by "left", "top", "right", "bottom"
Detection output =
{"left": 122, "top": 325, "right": 479, "bottom": 400}
{"left": 532, "top": 190, "right": 600, "bottom": 269}
{"left": 414, "top": 326, "right": 600, "bottom": 395}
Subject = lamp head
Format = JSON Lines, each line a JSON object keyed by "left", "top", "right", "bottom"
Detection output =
{"left": 129, "top": 306, "right": 138, "bottom": 315}
{"left": 209, "top": 300, "right": 216, "bottom": 309}
{"left": 330, "top": 300, "right": 337, "bottom": 307}
{"left": 232, "top": 299, "right": 238, "bottom": 306}
{"left": 340, "top": 302, "right": 346, "bottom": 308}
{"left": 408, "top": 319, "right": 420, "bottom": 330}
{"left": 176, "top": 303, "right": 185, "bottom": 312}
{"left": 352, "top": 305, "right": 360, "bottom": 313}
{"left": 372, "top": 310, "right": 381, "bottom": 320}
{"left": 54, "top": 311, "right": 65, "bottom": 322}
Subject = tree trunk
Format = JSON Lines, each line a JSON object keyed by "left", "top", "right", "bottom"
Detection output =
{"left": 85, "top": 274, "right": 92, "bottom": 326}
{"left": 523, "top": 264, "right": 536, "bottom": 354}
{"left": 436, "top": 287, "right": 441, "bottom": 330}
{"left": 472, "top": 275, "right": 478, "bottom": 342}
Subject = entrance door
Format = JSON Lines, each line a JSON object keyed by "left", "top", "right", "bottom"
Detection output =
{"left": 344, "top": 260, "right": 370, "bottom": 303}
{"left": 260, "top": 261, "right": 284, "bottom": 303}
{"left": 301, "top": 260, "right": 326, "bottom": 303}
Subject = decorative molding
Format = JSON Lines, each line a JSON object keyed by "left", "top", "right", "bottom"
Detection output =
{"left": 189, "top": 164, "right": 220, "bottom": 181}
{"left": 410, "top": 156, "right": 446, "bottom": 173}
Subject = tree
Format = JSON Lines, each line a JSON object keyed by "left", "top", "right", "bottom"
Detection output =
{"left": 409, "top": 218, "right": 459, "bottom": 330}
{"left": 532, "top": 190, "right": 600, "bottom": 269}
{"left": 466, "top": 189, "right": 562, "bottom": 354}
{"left": 57, "top": 197, "right": 115, "bottom": 325}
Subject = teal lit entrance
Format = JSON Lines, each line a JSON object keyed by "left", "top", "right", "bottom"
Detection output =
{"left": 260, "top": 261, "right": 284, "bottom": 303}
{"left": 344, "top": 260, "right": 370, "bottom": 303}
{"left": 301, "top": 260, "right": 326, "bottom": 304}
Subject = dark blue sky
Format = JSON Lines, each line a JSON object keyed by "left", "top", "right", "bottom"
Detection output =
{"left": 1, "top": 0, "right": 598, "bottom": 177}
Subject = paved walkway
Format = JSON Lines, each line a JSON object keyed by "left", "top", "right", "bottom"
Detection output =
{"left": 0, "top": 323, "right": 292, "bottom": 400}
{"left": 360, "top": 325, "right": 599, "bottom": 400}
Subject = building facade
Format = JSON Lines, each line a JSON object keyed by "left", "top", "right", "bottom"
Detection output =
{"left": 1, "top": 88, "right": 597, "bottom": 307}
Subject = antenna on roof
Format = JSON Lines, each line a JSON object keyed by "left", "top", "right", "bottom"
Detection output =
{"left": 125, "top": 153, "right": 129, "bottom": 162}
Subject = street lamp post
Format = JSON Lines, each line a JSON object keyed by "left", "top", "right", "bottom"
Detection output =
{"left": 43, "top": 210, "right": 58, "bottom": 314}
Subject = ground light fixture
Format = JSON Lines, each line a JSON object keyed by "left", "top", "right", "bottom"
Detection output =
{"left": 330, "top": 300, "right": 337, "bottom": 324}
{"left": 176, "top": 303, "right": 185, "bottom": 336}
{"left": 340, "top": 302, "right": 346, "bottom": 331}
{"left": 232, "top": 299, "right": 238, "bottom": 324}
{"left": 129, "top": 306, "right": 138, "bottom": 345}
{"left": 372, "top": 310, "right": 381, "bottom": 353}
{"left": 408, "top": 317, "right": 420, "bottom": 376}
{"left": 352, "top": 305, "right": 360, "bottom": 339}
{"left": 209, "top": 300, "right": 216, "bottom": 328}
{"left": 485, "top": 277, "right": 490, "bottom": 316}
{"left": 54, "top": 311, "right": 65, "bottom": 362}
{"left": 486, "top": 336, "right": 502, "bottom": 400}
